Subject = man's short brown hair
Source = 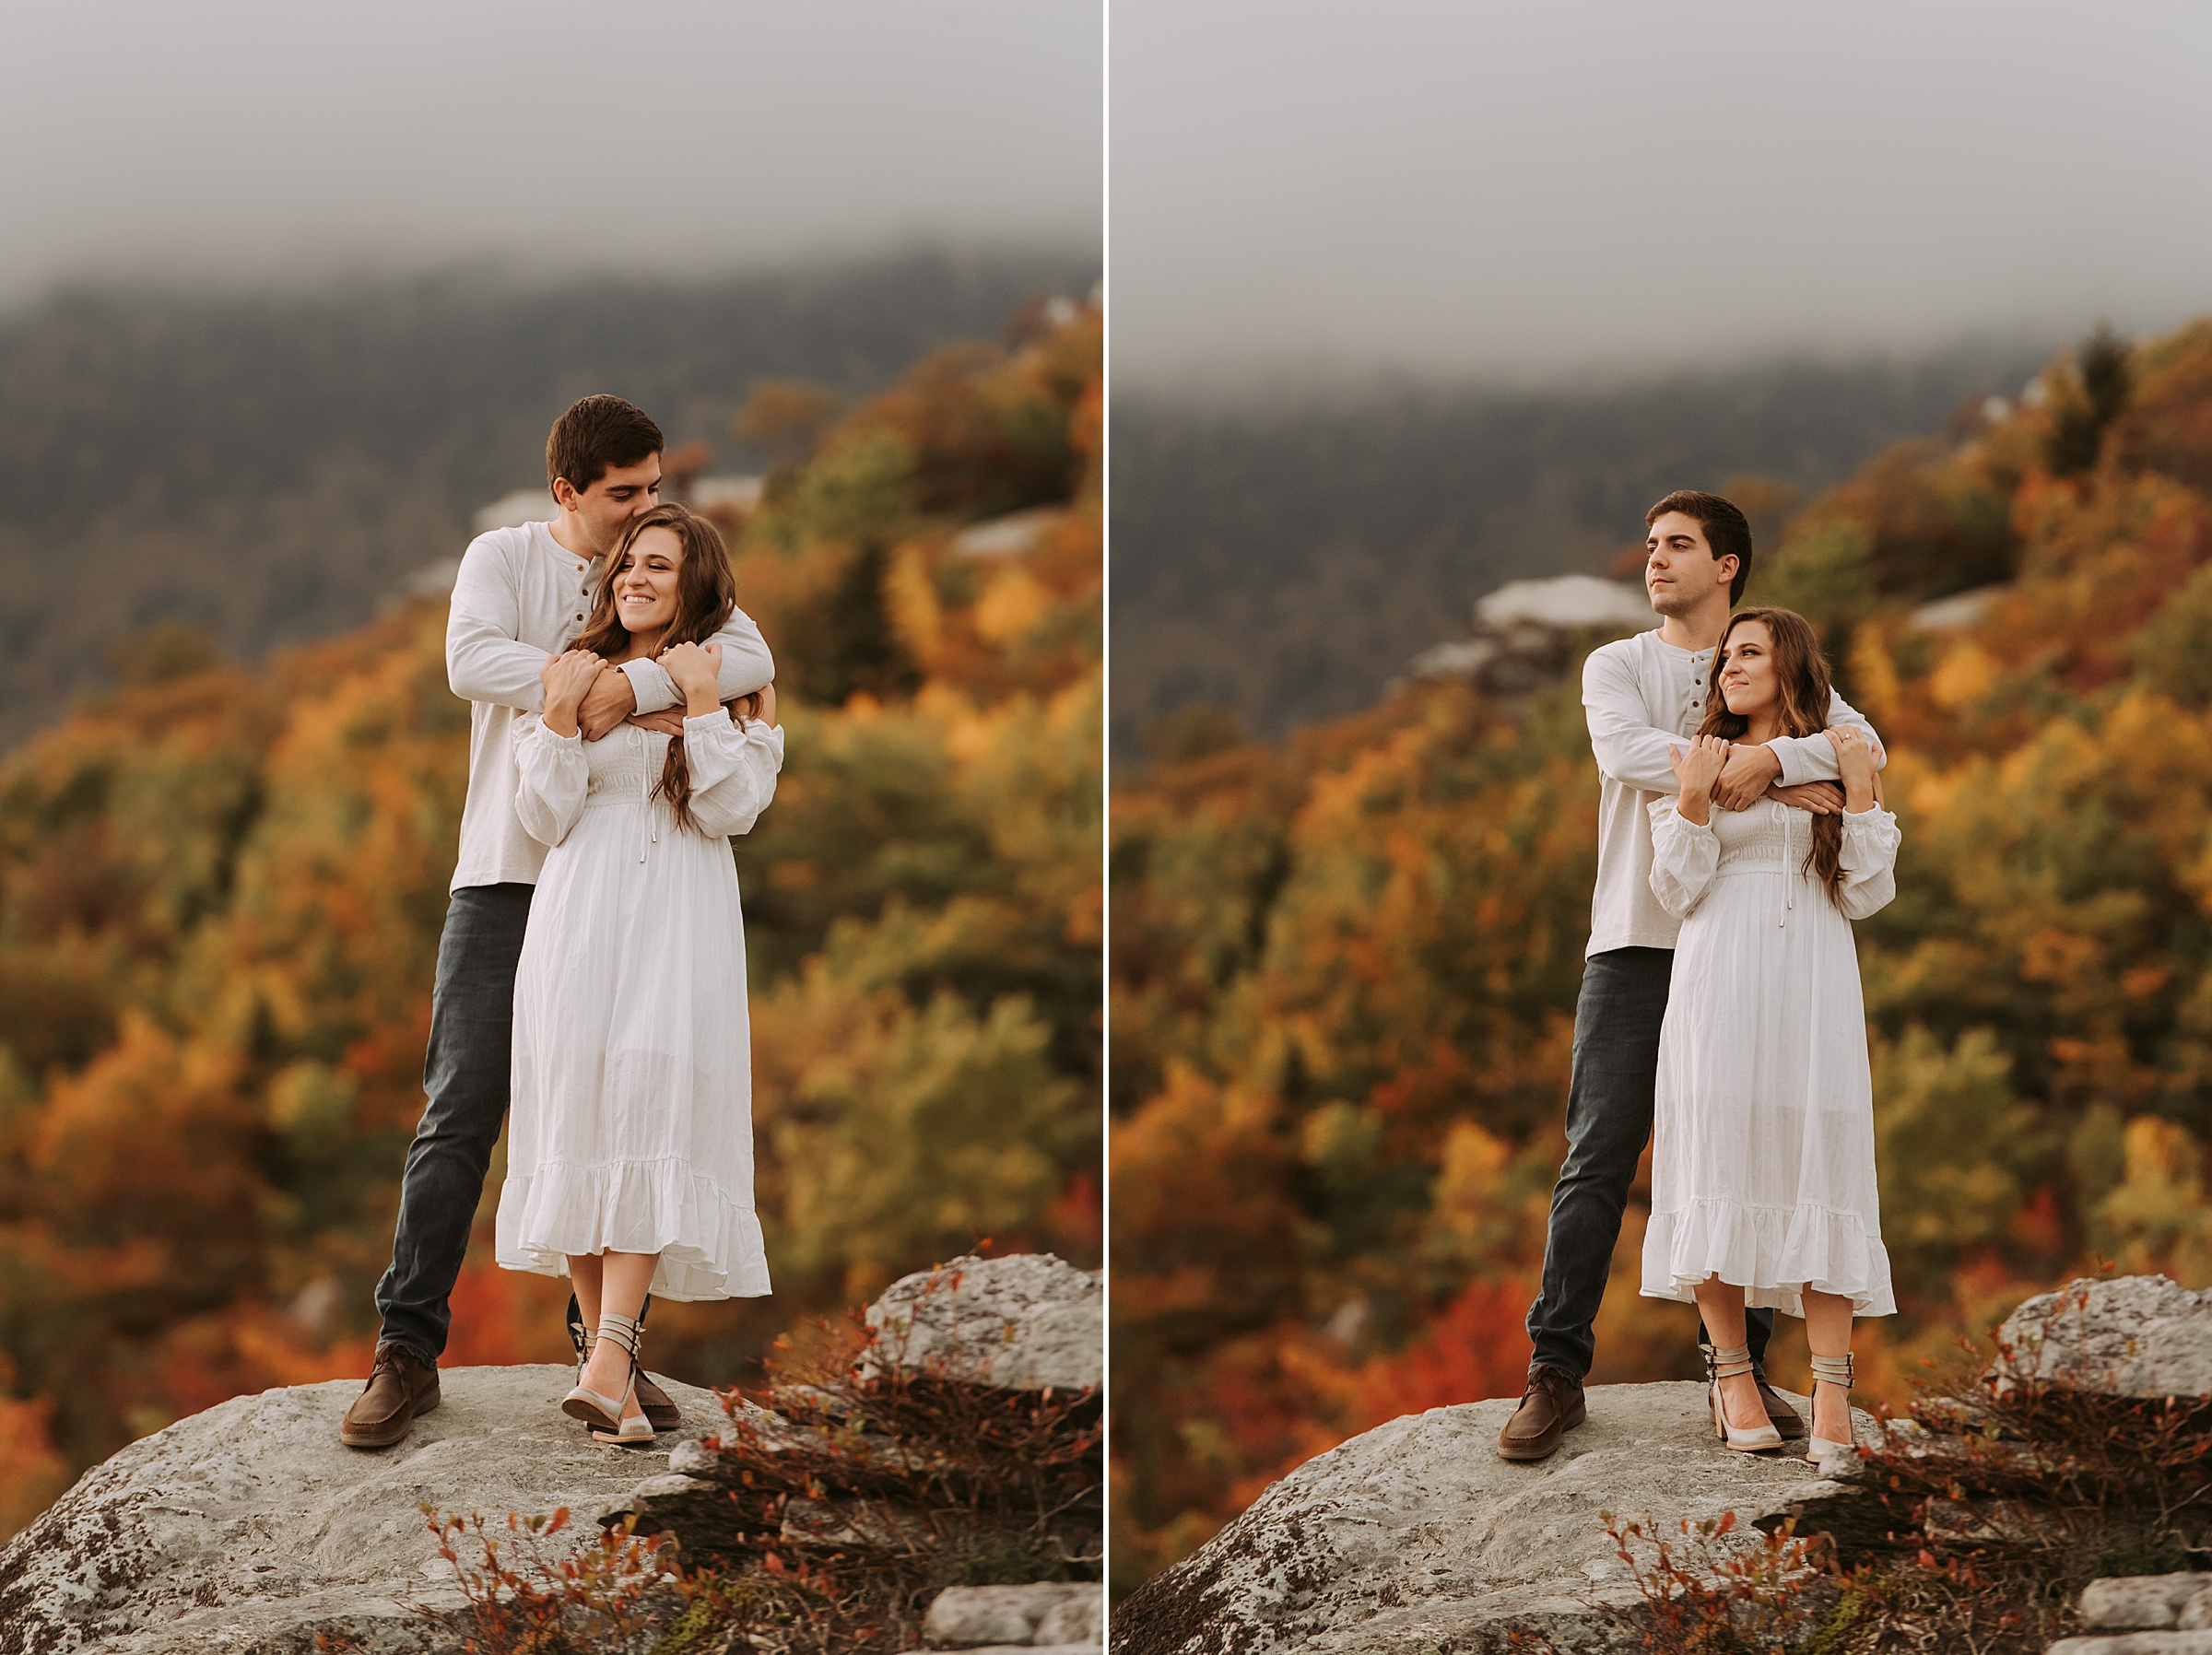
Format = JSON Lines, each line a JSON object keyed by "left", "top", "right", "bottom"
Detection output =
{"left": 1646, "top": 489, "right": 1753, "bottom": 604}
{"left": 547, "top": 395, "right": 664, "bottom": 494}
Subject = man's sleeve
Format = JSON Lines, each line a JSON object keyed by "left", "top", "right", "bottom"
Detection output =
{"left": 447, "top": 537, "right": 547, "bottom": 711}
{"left": 622, "top": 604, "right": 777, "bottom": 714}
{"left": 1584, "top": 644, "right": 1684, "bottom": 794}
{"left": 1770, "top": 690, "right": 1888, "bottom": 786}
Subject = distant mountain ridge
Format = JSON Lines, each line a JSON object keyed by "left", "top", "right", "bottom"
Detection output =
{"left": 1110, "top": 339, "right": 2056, "bottom": 752}
{"left": 0, "top": 247, "right": 1095, "bottom": 744}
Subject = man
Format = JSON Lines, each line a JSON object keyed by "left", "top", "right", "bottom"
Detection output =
{"left": 1496, "top": 489, "right": 1886, "bottom": 1461}
{"left": 342, "top": 395, "right": 774, "bottom": 1449}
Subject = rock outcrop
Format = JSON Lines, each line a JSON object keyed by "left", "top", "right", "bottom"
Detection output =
{"left": 2056, "top": 1571, "right": 2212, "bottom": 1651}
{"left": 1111, "top": 1380, "right": 1874, "bottom": 1655}
{"left": 1117, "top": 1274, "right": 2212, "bottom": 1654}
{"left": 1994, "top": 1275, "right": 2212, "bottom": 1400}
{"left": 0, "top": 1252, "right": 1104, "bottom": 1655}
{"left": 865, "top": 1250, "right": 1105, "bottom": 1391}
{"left": 0, "top": 1364, "right": 727, "bottom": 1655}
{"left": 926, "top": 1581, "right": 1105, "bottom": 1650}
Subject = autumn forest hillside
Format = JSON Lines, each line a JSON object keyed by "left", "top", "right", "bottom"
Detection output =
{"left": 0, "top": 302, "right": 1101, "bottom": 1539}
{"left": 0, "top": 250, "right": 1093, "bottom": 744}
{"left": 1111, "top": 316, "right": 2212, "bottom": 1592}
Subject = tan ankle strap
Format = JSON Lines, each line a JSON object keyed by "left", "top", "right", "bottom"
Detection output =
{"left": 595, "top": 1311, "right": 644, "bottom": 1361}
{"left": 1708, "top": 1343, "right": 1755, "bottom": 1379}
{"left": 1809, "top": 1353, "right": 1854, "bottom": 1388}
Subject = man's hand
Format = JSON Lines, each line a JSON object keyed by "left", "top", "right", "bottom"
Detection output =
{"left": 1768, "top": 780, "right": 1845, "bottom": 816}
{"left": 539, "top": 650, "right": 606, "bottom": 739}
{"left": 732, "top": 682, "right": 778, "bottom": 726}
{"left": 578, "top": 664, "right": 640, "bottom": 740}
{"left": 1713, "top": 743, "right": 1783, "bottom": 812}
{"left": 659, "top": 640, "right": 724, "bottom": 717}
{"left": 625, "top": 709, "right": 688, "bottom": 736}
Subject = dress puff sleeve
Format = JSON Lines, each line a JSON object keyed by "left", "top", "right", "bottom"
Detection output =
{"left": 1647, "top": 798, "right": 1721, "bottom": 919}
{"left": 681, "top": 712, "right": 785, "bottom": 839}
{"left": 514, "top": 716, "right": 589, "bottom": 849}
{"left": 1837, "top": 806, "right": 1902, "bottom": 921}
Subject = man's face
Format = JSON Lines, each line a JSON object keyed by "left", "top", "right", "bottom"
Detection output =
{"left": 1644, "top": 511, "right": 1735, "bottom": 618}
{"left": 554, "top": 453, "right": 662, "bottom": 558}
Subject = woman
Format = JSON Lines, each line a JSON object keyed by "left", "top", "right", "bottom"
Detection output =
{"left": 1640, "top": 606, "right": 1900, "bottom": 1461}
{"left": 494, "top": 503, "right": 783, "bottom": 1445}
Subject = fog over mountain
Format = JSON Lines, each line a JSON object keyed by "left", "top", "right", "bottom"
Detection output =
{"left": 1112, "top": 0, "right": 2211, "bottom": 389}
{"left": 1110, "top": 335, "right": 2058, "bottom": 753}
{"left": 0, "top": 0, "right": 1101, "bottom": 305}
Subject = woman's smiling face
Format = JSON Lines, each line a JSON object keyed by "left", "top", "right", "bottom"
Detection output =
{"left": 1717, "top": 617, "right": 1779, "bottom": 718}
{"left": 613, "top": 525, "right": 684, "bottom": 636}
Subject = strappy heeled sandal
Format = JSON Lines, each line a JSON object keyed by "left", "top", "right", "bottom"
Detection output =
{"left": 1708, "top": 1343, "right": 1783, "bottom": 1452}
{"left": 1806, "top": 1352, "right": 1855, "bottom": 1463}
{"left": 563, "top": 1311, "right": 654, "bottom": 1444}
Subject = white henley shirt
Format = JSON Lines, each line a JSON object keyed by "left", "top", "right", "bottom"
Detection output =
{"left": 445, "top": 520, "right": 775, "bottom": 893}
{"left": 1583, "top": 626, "right": 1883, "bottom": 957}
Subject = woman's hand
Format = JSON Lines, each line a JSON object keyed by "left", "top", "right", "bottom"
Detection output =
{"left": 1827, "top": 726, "right": 1877, "bottom": 813}
{"left": 730, "top": 682, "right": 778, "bottom": 727}
{"left": 1670, "top": 734, "right": 1730, "bottom": 824}
{"left": 660, "top": 640, "right": 724, "bottom": 717}
{"left": 540, "top": 649, "right": 606, "bottom": 737}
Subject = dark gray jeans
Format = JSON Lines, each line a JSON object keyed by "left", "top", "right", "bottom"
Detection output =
{"left": 374, "top": 884, "right": 653, "bottom": 1365}
{"left": 1524, "top": 945, "right": 1772, "bottom": 1381}
{"left": 374, "top": 884, "right": 536, "bottom": 1365}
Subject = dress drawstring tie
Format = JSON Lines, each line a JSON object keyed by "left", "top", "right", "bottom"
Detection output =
{"left": 636, "top": 727, "right": 661, "bottom": 864}
{"left": 1778, "top": 802, "right": 1794, "bottom": 929}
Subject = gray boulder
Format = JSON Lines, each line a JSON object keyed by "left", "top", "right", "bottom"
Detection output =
{"left": 865, "top": 1252, "right": 1104, "bottom": 1391}
{"left": 1992, "top": 1275, "right": 2212, "bottom": 1401}
{"left": 0, "top": 1364, "right": 724, "bottom": 1655}
{"left": 1111, "top": 1380, "right": 1878, "bottom": 1655}
{"left": 926, "top": 1581, "right": 1104, "bottom": 1645}
{"left": 2078, "top": 1572, "right": 2212, "bottom": 1631}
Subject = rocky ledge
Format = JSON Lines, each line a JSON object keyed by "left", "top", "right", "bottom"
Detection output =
{"left": 0, "top": 1250, "right": 1105, "bottom": 1655}
{"left": 1114, "top": 1274, "right": 2212, "bottom": 1655}
{"left": 1111, "top": 1379, "right": 1869, "bottom": 1655}
{"left": 0, "top": 1363, "right": 726, "bottom": 1655}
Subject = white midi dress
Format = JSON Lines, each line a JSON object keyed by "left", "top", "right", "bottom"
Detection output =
{"left": 494, "top": 711, "right": 783, "bottom": 1301}
{"left": 1639, "top": 795, "right": 1901, "bottom": 1318}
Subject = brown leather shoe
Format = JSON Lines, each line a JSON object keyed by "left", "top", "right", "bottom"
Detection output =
{"left": 1754, "top": 1371, "right": 1808, "bottom": 1440}
{"left": 634, "top": 1367, "right": 681, "bottom": 1431}
{"left": 1497, "top": 1366, "right": 1586, "bottom": 1461}
{"left": 340, "top": 1342, "right": 441, "bottom": 1450}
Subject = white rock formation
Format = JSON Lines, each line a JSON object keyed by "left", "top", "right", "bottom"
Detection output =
{"left": 865, "top": 1251, "right": 1104, "bottom": 1392}
{"left": 1472, "top": 576, "right": 1657, "bottom": 633}
{"left": 927, "top": 1581, "right": 1104, "bottom": 1648}
{"left": 1994, "top": 1275, "right": 2212, "bottom": 1401}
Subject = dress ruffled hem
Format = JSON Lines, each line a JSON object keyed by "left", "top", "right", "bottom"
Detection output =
{"left": 1640, "top": 1199, "right": 1895, "bottom": 1318}
{"left": 495, "top": 1158, "right": 771, "bottom": 1301}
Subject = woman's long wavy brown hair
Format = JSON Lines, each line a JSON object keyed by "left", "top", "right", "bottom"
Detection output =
{"left": 571, "top": 503, "right": 738, "bottom": 832}
{"left": 1695, "top": 606, "right": 1847, "bottom": 905}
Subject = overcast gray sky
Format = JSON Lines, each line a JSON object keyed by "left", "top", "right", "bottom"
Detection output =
{"left": 0, "top": 0, "right": 1100, "bottom": 305}
{"left": 1112, "top": 0, "right": 2212, "bottom": 390}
